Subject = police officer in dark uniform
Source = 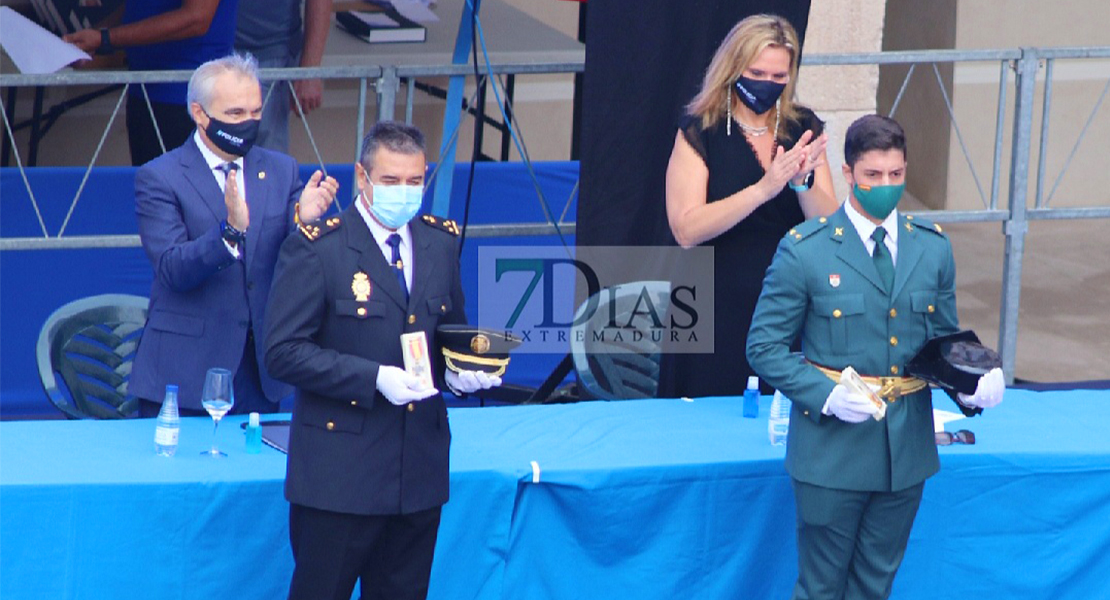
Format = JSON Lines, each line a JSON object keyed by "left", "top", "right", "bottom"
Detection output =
{"left": 264, "top": 121, "right": 500, "bottom": 600}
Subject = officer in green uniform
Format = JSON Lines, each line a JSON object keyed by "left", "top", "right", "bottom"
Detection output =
{"left": 747, "top": 115, "right": 1006, "bottom": 600}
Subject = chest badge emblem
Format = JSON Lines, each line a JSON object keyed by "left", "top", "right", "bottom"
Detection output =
{"left": 829, "top": 273, "right": 841, "bottom": 288}
{"left": 352, "top": 272, "right": 372, "bottom": 301}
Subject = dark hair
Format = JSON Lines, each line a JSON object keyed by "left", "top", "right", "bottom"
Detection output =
{"left": 843, "top": 114, "right": 907, "bottom": 168}
{"left": 359, "top": 120, "right": 426, "bottom": 169}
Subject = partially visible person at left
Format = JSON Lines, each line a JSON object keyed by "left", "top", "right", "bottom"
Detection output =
{"left": 65, "top": 0, "right": 239, "bottom": 166}
{"left": 265, "top": 120, "right": 501, "bottom": 600}
{"left": 747, "top": 114, "right": 1005, "bottom": 600}
{"left": 129, "top": 53, "right": 338, "bottom": 418}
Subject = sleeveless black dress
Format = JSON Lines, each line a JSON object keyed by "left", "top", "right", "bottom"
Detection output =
{"left": 659, "top": 107, "right": 825, "bottom": 397}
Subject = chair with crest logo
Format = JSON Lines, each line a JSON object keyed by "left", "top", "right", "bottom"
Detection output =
{"left": 36, "top": 294, "right": 149, "bottom": 419}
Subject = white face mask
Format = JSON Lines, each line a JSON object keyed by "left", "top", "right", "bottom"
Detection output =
{"left": 363, "top": 173, "right": 423, "bottom": 229}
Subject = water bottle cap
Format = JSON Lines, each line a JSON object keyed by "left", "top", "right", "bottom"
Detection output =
{"left": 747, "top": 376, "right": 759, "bottom": 390}
{"left": 249, "top": 412, "right": 260, "bottom": 427}
{"left": 166, "top": 384, "right": 178, "bottom": 393}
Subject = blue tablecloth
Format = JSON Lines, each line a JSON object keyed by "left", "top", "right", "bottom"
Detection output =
{"left": 3, "top": 389, "right": 1110, "bottom": 599}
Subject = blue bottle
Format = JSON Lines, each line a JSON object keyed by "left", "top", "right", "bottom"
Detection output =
{"left": 743, "top": 375, "right": 760, "bottom": 418}
{"left": 245, "top": 412, "right": 263, "bottom": 454}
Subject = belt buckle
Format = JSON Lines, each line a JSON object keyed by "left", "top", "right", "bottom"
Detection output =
{"left": 879, "top": 377, "right": 902, "bottom": 402}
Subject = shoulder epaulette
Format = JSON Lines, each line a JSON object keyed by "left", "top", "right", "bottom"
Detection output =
{"left": 904, "top": 214, "right": 946, "bottom": 237}
{"left": 786, "top": 215, "right": 830, "bottom": 243}
{"left": 419, "top": 214, "right": 460, "bottom": 236}
{"left": 299, "top": 215, "right": 342, "bottom": 241}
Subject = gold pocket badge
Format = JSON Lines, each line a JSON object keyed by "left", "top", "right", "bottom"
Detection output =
{"left": 352, "top": 272, "right": 372, "bottom": 301}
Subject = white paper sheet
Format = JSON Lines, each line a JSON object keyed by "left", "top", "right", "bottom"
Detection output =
{"left": 352, "top": 11, "right": 401, "bottom": 28}
{"left": 933, "top": 408, "right": 966, "bottom": 433}
{"left": 390, "top": 0, "right": 439, "bottom": 23}
{"left": 0, "top": 7, "right": 90, "bottom": 74}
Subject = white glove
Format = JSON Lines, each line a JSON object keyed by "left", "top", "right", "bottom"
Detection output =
{"left": 376, "top": 365, "right": 438, "bottom": 406}
{"left": 821, "top": 384, "right": 879, "bottom": 423}
{"left": 445, "top": 369, "right": 502, "bottom": 395}
{"left": 958, "top": 367, "right": 1005, "bottom": 409}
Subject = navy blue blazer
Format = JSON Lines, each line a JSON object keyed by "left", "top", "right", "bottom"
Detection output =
{"left": 264, "top": 206, "right": 466, "bottom": 516}
{"left": 130, "top": 138, "right": 301, "bottom": 410}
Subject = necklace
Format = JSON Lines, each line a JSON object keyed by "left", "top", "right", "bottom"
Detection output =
{"left": 734, "top": 118, "right": 768, "bottom": 136}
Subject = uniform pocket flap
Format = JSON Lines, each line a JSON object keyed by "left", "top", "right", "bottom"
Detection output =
{"left": 427, "top": 295, "right": 452, "bottom": 315}
{"left": 812, "top": 293, "right": 865, "bottom": 318}
{"left": 299, "top": 399, "right": 365, "bottom": 434}
{"left": 336, "top": 299, "right": 387, "bottom": 319}
{"left": 910, "top": 291, "right": 938, "bottom": 313}
{"left": 147, "top": 310, "right": 204, "bottom": 337}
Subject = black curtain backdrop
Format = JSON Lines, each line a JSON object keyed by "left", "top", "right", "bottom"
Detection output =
{"left": 577, "top": 0, "right": 812, "bottom": 249}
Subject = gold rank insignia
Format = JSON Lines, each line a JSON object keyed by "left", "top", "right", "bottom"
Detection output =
{"left": 905, "top": 222, "right": 913, "bottom": 232}
{"left": 352, "top": 272, "right": 372, "bottom": 301}
{"left": 300, "top": 215, "right": 341, "bottom": 241}
{"left": 421, "top": 214, "right": 461, "bottom": 236}
{"left": 934, "top": 223, "right": 943, "bottom": 233}
{"left": 834, "top": 227, "right": 844, "bottom": 236}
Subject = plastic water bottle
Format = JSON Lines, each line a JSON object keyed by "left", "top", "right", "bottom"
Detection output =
{"left": 154, "top": 384, "right": 180, "bottom": 457}
{"left": 742, "top": 375, "right": 760, "bottom": 418}
{"left": 245, "top": 412, "right": 262, "bottom": 454}
{"left": 768, "top": 390, "right": 791, "bottom": 446}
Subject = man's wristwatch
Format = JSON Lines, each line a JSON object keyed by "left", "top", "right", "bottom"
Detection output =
{"left": 789, "top": 171, "right": 814, "bottom": 193}
{"left": 96, "top": 28, "right": 115, "bottom": 56}
{"left": 221, "top": 220, "right": 246, "bottom": 247}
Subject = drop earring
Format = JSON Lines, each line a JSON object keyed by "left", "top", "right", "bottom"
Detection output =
{"left": 726, "top": 87, "right": 733, "bottom": 136}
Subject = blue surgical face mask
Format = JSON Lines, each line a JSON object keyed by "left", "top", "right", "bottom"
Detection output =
{"left": 363, "top": 173, "right": 423, "bottom": 230}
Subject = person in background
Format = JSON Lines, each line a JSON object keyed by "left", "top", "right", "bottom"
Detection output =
{"left": 265, "top": 120, "right": 501, "bottom": 600}
{"left": 747, "top": 114, "right": 1006, "bottom": 600}
{"left": 129, "top": 53, "right": 338, "bottom": 417}
{"left": 234, "top": 0, "right": 334, "bottom": 153}
{"left": 66, "top": 0, "right": 239, "bottom": 166}
{"left": 661, "top": 13, "right": 838, "bottom": 398}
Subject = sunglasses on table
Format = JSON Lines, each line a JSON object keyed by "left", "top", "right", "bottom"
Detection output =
{"left": 935, "top": 430, "right": 976, "bottom": 446}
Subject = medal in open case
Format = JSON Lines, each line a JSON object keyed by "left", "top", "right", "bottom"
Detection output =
{"left": 401, "top": 331, "right": 435, "bottom": 391}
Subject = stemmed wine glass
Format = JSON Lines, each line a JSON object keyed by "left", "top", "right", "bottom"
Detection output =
{"left": 200, "top": 368, "right": 235, "bottom": 457}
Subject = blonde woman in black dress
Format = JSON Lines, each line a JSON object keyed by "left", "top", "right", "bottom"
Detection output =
{"left": 663, "top": 14, "right": 838, "bottom": 397}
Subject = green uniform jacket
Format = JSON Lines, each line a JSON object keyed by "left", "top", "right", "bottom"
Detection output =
{"left": 747, "top": 205, "right": 960, "bottom": 492}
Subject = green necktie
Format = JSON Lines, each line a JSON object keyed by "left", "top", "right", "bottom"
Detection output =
{"left": 871, "top": 227, "right": 894, "bottom": 291}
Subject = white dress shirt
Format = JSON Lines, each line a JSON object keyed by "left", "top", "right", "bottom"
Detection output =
{"left": 356, "top": 194, "right": 413, "bottom": 292}
{"left": 194, "top": 131, "right": 246, "bottom": 258}
{"left": 844, "top": 197, "right": 899, "bottom": 266}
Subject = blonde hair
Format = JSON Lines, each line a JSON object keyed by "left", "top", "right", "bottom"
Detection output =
{"left": 687, "top": 14, "right": 803, "bottom": 139}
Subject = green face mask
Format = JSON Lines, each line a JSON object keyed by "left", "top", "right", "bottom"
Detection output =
{"left": 853, "top": 183, "right": 904, "bottom": 220}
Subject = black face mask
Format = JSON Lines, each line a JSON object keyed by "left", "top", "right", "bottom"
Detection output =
{"left": 734, "top": 76, "right": 786, "bottom": 115}
{"left": 203, "top": 112, "right": 260, "bottom": 157}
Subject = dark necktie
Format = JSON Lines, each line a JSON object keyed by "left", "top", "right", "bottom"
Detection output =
{"left": 871, "top": 227, "right": 894, "bottom": 292}
{"left": 216, "top": 162, "right": 239, "bottom": 185}
{"left": 386, "top": 233, "right": 409, "bottom": 303}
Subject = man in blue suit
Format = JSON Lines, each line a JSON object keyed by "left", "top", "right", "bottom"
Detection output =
{"left": 747, "top": 115, "right": 1006, "bottom": 600}
{"left": 130, "top": 53, "right": 338, "bottom": 416}
{"left": 265, "top": 121, "right": 501, "bottom": 600}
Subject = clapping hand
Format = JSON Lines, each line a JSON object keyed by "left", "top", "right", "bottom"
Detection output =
{"left": 790, "top": 132, "right": 828, "bottom": 188}
{"left": 760, "top": 130, "right": 814, "bottom": 198}
{"left": 297, "top": 170, "right": 339, "bottom": 224}
{"left": 958, "top": 368, "right": 1005, "bottom": 409}
{"left": 225, "top": 168, "right": 249, "bottom": 231}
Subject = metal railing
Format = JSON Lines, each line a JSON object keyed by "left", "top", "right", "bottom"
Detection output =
{"left": 2, "top": 46, "right": 1108, "bottom": 382}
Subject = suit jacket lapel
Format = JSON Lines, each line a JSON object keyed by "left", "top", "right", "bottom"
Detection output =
{"left": 346, "top": 206, "right": 408, "bottom": 310}
{"left": 407, "top": 222, "right": 439, "bottom": 310}
{"left": 179, "top": 140, "right": 226, "bottom": 223}
{"left": 891, "top": 214, "right": 925, "bottom": 300}
{"left": 242, "top": 150, "right": 267, "bottom": 273}
{"left": 831, "top": 207, "right": 887, "bottom": 293}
